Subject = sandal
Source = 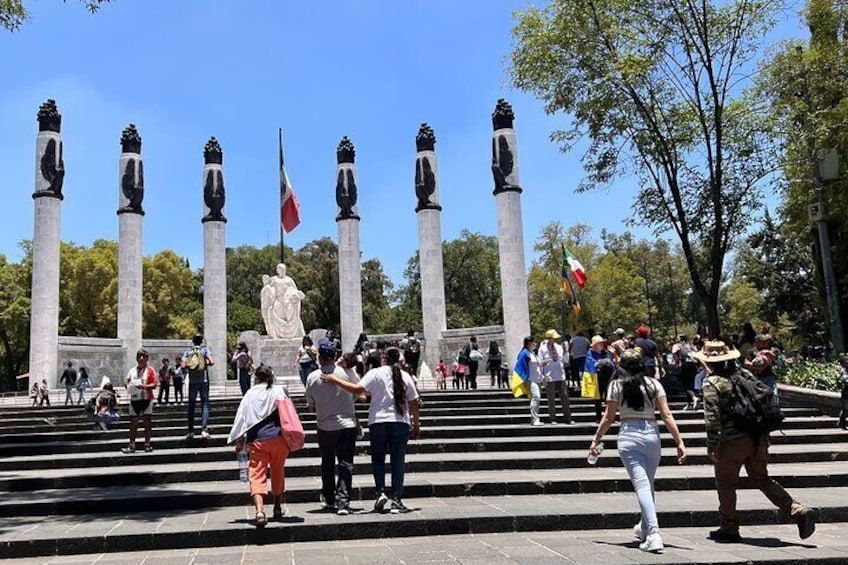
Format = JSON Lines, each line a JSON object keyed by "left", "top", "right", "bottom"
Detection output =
{"left": 254, "top": 510, "right": 267, "bottom": 528}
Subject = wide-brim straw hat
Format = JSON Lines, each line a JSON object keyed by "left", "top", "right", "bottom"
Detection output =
{"left": 544, "top": 329, "right": 562, "bottom": 340}
{"left": 692, "top": 340, "right": 740, "bottom": 363}
{"left": 590, "top": 335, "right": 607, "bottom": 347}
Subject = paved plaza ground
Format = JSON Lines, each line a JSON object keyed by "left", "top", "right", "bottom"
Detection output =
{"left": 4, "top": 525, "right": 848, "bottom": 565}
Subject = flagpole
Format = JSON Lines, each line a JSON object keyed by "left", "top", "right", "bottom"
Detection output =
{"left": 284, "top": 128, "right": 286, "bottom": 263}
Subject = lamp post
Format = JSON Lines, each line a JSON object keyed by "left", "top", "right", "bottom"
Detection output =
{"left": 797, "top": 46, "right": 845, "bottom": 353}
{"left": 810, "top": 148, "right": 844, "bottom": 353}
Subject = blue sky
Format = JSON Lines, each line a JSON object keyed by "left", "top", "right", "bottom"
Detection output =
{"left": 0, "top": 1, "right": 806, "bottom": 285}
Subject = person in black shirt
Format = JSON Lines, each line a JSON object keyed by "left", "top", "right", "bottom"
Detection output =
{"left": 60, "top": 361, "right": 77, "bottom": 406}
{"left": 635, "top": 326, "right": 662, "bottom": 379}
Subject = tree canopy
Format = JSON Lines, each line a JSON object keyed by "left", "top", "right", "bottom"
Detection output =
{"left": 511, "top": 0, "right": 781, "bottom": 337}
{"left": 1, "top": 0, "right": 109, "bottom": 31}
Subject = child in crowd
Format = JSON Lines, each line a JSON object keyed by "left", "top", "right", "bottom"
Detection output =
{"left": 435, "top": 359, "right": 448, "bottom": 390}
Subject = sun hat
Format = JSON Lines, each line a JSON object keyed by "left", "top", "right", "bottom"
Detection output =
{"left": 544, "top": 329, "right": 562, "bottom": 340}
{"left": 692, "top": 340, "right": 741, "bottom": 363}
{"left": 590, "top": 335, "right": 607, "bottom": 347}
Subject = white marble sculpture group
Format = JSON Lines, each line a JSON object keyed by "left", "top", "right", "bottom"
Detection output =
{"left": 261, "top": 263, "right": 306, "bottom": 339}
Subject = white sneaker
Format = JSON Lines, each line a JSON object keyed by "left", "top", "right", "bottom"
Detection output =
{"left": 200, "top": 429, "right": 211, "bottom": 440}
{"left": 639, "top": 533, "right": 663, "bottom": 553}
{"left": 633, "top": 522, "right": 646, "bottom": 542}
{"left": 531, "top": 420, "right": 544, "bottom": 427}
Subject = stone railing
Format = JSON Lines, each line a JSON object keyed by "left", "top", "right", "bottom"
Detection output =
{"left": 778, "top": 383, "right": 842, "bottom": 417}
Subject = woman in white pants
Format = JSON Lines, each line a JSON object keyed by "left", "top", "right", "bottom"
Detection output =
{"left": 589, "top": 349, "right": 687, "bottom": 553}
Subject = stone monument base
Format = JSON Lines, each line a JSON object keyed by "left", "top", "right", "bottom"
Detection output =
{"left": 237, "top": 331, "right": 303, "bottom": 390}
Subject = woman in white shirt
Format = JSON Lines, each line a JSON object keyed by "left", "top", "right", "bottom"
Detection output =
{"left": 323, "top": 347, "right": 420, "bottom": 514}
{"left": 589, "top": 349, "right": 686, "bottom": 553}
{"left": 538, "top": 329, "right": 572, "bottom": 425}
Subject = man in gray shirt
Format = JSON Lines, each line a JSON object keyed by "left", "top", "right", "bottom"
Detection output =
{"left": 569, "top": 330, "right": 591, "bottom": 387}
{"left": 305, "top": 344, "right": 359, "bottom": 515}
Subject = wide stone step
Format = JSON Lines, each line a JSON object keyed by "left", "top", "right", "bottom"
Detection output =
{"left": 2, "top": 460, "right": 846, "bottom": 517}
{"left": 1, "top": 487, "right": 845, "bottom": 558}
{"left": 0, "top": 404, "right": 822, "bottom": 436}
{"left": 2, "top": 442, "right": 845, "bottom": 494}
{"left": 1, "top": 427, "right": 842, "bottom": 472}
{"left": 0, "top": 414, "right": 839, "bottom": 457}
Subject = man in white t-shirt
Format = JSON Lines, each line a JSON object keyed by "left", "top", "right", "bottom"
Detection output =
{"left": 305, "top": 344, "right": 360, "bottom": 515}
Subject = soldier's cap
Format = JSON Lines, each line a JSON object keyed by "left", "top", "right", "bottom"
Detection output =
{"left": 692, "top": 341, "right": 740, "bottom": 363}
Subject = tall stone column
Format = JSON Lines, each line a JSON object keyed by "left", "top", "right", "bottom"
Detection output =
{"left": 491, "top": 99, "right": 531, "bottom": 365}
{"left": 29, "top": 99, "right": 65, "bottom": 389}
{"left": 335, "top": 136, "right": 363, "bottom": 353}
{"left": 117, "top": 124, "right": 145, "bottom": 371}
{"left": 201, "top": 137, "right": 227, "bottom": 384}
{"left": 414, "top": 123, "right": 447, "bottom": 372}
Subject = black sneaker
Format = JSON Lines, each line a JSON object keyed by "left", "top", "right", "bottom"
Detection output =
{"left": 374, "top": 493, "right": 390, "bottom": 512}
{"left": 708, "top": 529, "right": 741, "bottom": 543}
{"left": 390, "top": 499, "right": 410, "bottom": 514}
{"left": 120, "top": 443, "right": 136, "bottom": 454}
{"left": 797, "top": 507, "right": 818, "bottom": 540}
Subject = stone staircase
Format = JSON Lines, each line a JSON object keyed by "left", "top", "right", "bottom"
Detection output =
{"left": 0, "top": 389, "right": 846, "bottom": 562}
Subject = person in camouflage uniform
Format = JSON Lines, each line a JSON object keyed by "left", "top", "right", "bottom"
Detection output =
{"left": 699, "top": 340, "right": 817, "bottom": 543}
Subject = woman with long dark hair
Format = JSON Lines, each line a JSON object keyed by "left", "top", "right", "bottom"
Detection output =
{"left": 293, "top": 335, "right": 318, "bottom": 386}
{"left": 589, "top": 350, "right": 687, "bottom": 553}
{"left": 514, "top": 336, "right": 544, "bottom": 425}
{"left": 322, "top": 347, "right": 420, "bottom": 513}
{"left": 487, "top": 340, "right": 502, "bottom": 387}
{"left": 228, "top": 364, "right": 290, "bottom": 527}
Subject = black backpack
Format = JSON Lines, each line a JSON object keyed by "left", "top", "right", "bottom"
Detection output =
{"left": 728, "top": 371, "right": 784, "bottom": 437}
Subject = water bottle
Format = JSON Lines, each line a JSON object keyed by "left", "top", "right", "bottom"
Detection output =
{"left": 587, "top": 442, "right": 604, "bottom": 465}
{"left": 237, "top": 446, "right": 249, "bottom": 482}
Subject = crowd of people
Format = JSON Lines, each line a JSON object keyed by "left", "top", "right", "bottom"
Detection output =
{"left": 34, "top": 321, "right": 845, "bottom": 554}
{"left": 229, "top": 333, "right": 421, "bottom": 525}
{"left": 511, "top": 323, "right": 822, "bottom": 553}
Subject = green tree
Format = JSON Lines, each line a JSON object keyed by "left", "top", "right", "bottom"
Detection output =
{"left": 58, "top": 240, "right": 118, "bottom": 337}
{"left": 391, "top": 230, "right": 503, "bottom": 331}
{"left": 511, "top": 0, "right": 780, "bottom": 337}
{"left": 361, "top": 258, "right": 393, "bottom": 334}
{"left": 0, "top": 248, "right": 31, "bottom": 391}
{"left": 757, "top": 0, "right": 848, "bottom": 349}
{"left": 721, "top": 277, "right": 763, "bottom": 332}
{"left": 1, "top": 0, "right": 110, "bottom": 31}
{"left": 143, "top": 250, "right": 201, "bottom": 339}
{"left": 733, "top": 210, "right": 826, "bottom": 344}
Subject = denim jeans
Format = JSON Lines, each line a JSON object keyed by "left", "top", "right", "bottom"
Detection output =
{"left": 64, "top": 386, "right": 75, "bottom": 405}
{"left": 617, "top": 420, "right": 662, "bottom": 537}
{"left": 238, "top": 367, "right": 251, "bottom": 395}
{"left": 369, "top": 422, "right": 410, "bottom": 500}
{"left": 317, "top": 427, "right": 357, "bottom": 508}
{"left": 172, "top": 378, "right": 184, "bottom": 403}
{"left": 187, "top": 380, "right": 210, "bottom": 432}
{"left": 529, "top": 381, "right": 542, "bottom": 423}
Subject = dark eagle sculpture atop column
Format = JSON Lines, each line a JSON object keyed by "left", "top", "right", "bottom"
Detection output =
{"left": 415, "top": 123, "right": 440, "bottom": 212}
{"left": 336, "top": 136, "right": 359, "bottom": 221}
{"left": 491, "top": 98, "right": 521, "bottom": 195}
{"left": 35, "top": 99, "right": 65, "bottom": 200}
{"left": 202, "top": 137, "right": 227, "bottom": 223}
{"left": 118, "top": 124, "right": 144, "bottom": 214}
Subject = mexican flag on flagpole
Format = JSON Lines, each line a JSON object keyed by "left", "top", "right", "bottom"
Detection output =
{"left": 563, "top": 245, "right": 587, "bottom": 288}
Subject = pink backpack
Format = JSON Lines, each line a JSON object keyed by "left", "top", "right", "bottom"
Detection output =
{"left": 276, "top": 398, "right": 305, "bottom": 452}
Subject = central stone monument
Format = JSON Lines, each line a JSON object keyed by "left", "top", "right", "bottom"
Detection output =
{"left": 261, "top": 263, "right": 306, "bottom": 339}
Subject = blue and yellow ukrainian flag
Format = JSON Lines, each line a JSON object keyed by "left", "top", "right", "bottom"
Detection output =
{"left": 511, "top": 350, "right": 530, "bottom": 398}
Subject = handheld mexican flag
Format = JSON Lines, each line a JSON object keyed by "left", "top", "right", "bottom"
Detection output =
{"left": 560, "top": 245, "right": 582, "bottom": 314}
{"left": 563, "top": 245, "right": 587, "bottom": 288}
{"left": 279, "top": 129, "right": 301, "bottom": 233}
